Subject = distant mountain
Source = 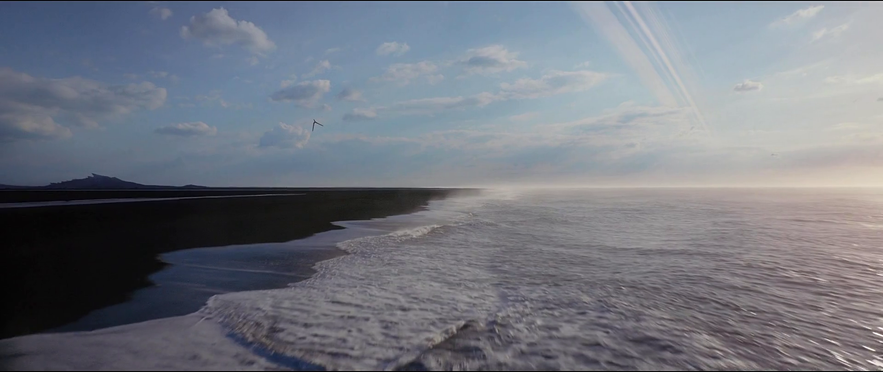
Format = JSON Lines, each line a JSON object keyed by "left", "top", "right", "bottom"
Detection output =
{"left": 0, "top": 174, "right": 208, "bottom": 190}
{"left": 45, "top": 174, "right": 152, "bottom": 189}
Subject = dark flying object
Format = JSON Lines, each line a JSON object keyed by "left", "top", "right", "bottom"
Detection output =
{"left": 312, "top": 119, "right": 324, "bottom": 132}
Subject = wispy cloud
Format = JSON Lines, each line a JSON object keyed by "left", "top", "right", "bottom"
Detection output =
{"left": 343, "top": 108, "right": 377, "bottom": 121}
{"left": 336, "top": 88, "right": 365, "bottom": 102}
{"left": 148, "top": 70, "right": 180, "bottom": 83}
{"left": 811, "top": 23, "right": 850, "bottom": 42}
{"left": 774, "top": 60, "right": 830, "bottom": 78}
{"left": 155, "top": 122, "right": 217, "bottom": 137}
{"left": 375, "top": 41, "right": 410, "bottom": 56}
{"left": 370, "top": 61, "right": 441, "bottom": 86}
{"left": 259, "top": 122, "right": 311, "bottom": 149}
{"left": 354, "top": 69, "right": 608, "bottom": 120}
{"left": 149, "top": 7, "right": 173, "bottom": 21}
{"left": 499, "top": 70, "right": 608, "bottom": 99}
{"left": 733, "top": 79, "right": 763, "bottom": 92}
{"left": 458, "top": 45, "right": 527, "bottom": 76}
{"left": 303, "top": 60, "right": 331, "bottom": 78}
{"left": 269, "top": 80, "right": 331, "bottom": 108}
{"left": 824, "top": 73, "right": 883, "bottom": 85}
{"left": 279, "top": 74, "right": 297, "bottom": 88}
{"left": 324, "top": 47, "right": 342, "bottom": 55}
{"left": 509, "top": 112, "right": 539, "bottom": 122}
{"left": 769, "top": 5, "right": 824, "bottom": 28}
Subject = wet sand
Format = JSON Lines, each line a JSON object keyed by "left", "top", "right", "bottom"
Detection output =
{"left": 0, "top": 188, "right": 475, "bottom": 339}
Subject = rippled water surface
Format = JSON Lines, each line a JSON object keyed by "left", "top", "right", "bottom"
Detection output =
{"left": 205, "top": 188, "right": 883, "bottom": 370}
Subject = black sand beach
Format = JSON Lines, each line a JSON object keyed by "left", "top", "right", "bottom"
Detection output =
{"left": 0, "top": 188, "right": 476, "bottom": 339}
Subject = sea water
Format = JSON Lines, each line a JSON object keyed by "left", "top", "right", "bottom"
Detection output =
{"left": 5, "top": 188, "right": 883, "bottom": 370}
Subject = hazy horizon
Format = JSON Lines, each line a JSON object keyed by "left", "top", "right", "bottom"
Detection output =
{"left": 1, "top": 2, "right": 881, "bottom": 187}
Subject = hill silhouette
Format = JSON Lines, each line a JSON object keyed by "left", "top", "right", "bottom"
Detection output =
{"left": 1, "top": 174, "right": 206, "bottom": 190}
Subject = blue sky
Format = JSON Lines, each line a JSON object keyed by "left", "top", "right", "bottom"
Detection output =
{"left": 1, "top": 1, "right": 881, "bottom": 187}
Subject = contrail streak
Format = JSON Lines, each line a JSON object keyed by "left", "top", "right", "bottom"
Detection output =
{"left": 622, "top": 1, "right": 709, "bottom": 133}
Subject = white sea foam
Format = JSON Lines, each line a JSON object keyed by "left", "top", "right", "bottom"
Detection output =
{"left": 0, "top": 315, "right": 279, "bottom": 371}
{"left": 202, "top": 205, "right": 503, "bottom": 370}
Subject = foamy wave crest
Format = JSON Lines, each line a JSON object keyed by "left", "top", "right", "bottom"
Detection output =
{"left": 200, "top": 207, "right": 503, "bottom": 370}
{"left": 334, "top": 224, "right": 443, "bottom": 255}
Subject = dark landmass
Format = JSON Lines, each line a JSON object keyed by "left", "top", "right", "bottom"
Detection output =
{"left": 45, "top": 173, "right": 158, "bottom": 189}
{"left": 0, "top": 173, "right": 470, "bottom": 204}
{"left": 0, "top": 173, "right": 210, "bottom": 193}
{"left": 0, "top": 188, "right": 479, "bottom": 339}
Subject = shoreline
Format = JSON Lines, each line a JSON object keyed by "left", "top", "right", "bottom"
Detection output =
{"left": 0, "top": 188, "right": 475, "bottom": 204}
{"left": 0, "top": 193, "right": 307, "bottom": 210}
{"left": 0, "top": 189, "right": 479, "bottom": 340}
{"left": 0, "top": 193, "right": 467, "bottom": 371}
{"left": 48, "top": 212, "right": 414, "bottom": 335}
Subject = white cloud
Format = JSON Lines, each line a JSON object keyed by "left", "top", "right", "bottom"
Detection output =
{"left": 148, "top": 71, "right": 179, "bottom": 83}
{"left": 769, "top": 5, "right": 824, "bottom": 28}
{"left": 247, "top": 56, "right": 259, "bottom": 66}
{"left": 824, "top": 73, "right": 883, "bottom": 85}
{"left": 180, "top": 7, "right": 276, "bottom": 55}
{"left": 542, "top": 103, "right": 695, "bottom": 150}
{"left": 370, "top": 61, "right": 440, "bottom": 85}
{"left": 280, "top": 75, "right": 297, "bottom": 88}
{"left": 211, "top": 53, "right": 225, "bottom": 59}
{"left": 193, "top": 90, "right": 249, "bottom": 109}
{"left": 812, "top": 23, "right": 849, "bottom": 42}
{"left": 195, "top": 90, "right": 222, "bottom": 102}
{"left": 259, "top": 122, "right": 311, "bottom": 149}
{"left": 574, "top": 61, "right": 592, "bottom": 69}
{"left": 321, "top": 103, "right": 332, "bottom": 112}
{"left": 498, "top": 70, "right": 609, "bottom": 99}
{"left": 343, "top": 108, "right": 377, "bottom": 121}
{"left": 303, "top": 60, "right": 331, "bottom": 78}
{"left": 733, "top": 79, "right": 764, "bottom": 92}
{"left": 510, "top": 112, "right": 540, "bottom": 121}
{"left": 426, "top": 74, "right": 445, "bottom": 85}
{"left": 375, "top": 42, "right": 410, "bottom": 56}
{"left": 149, "top": 6, "right": 173, "bottom": 20}
{"left": 459, "top": 45, "right": 527, "bottom": 75}
{"left": 385, "top": 92, "right": 500, "bottom": 115}
{"left": 357, "top": 69, "right": 608, "bottom": 120}
{"left": 0, "top": 67, "right": 166, "bottom": 141}
{"left": 341, "top": 93, "right": 499, "bottom": 121}
{"left": 325, "top": 47, "right": 341, "bottom": 55}
{"left": 269, "top": 79, "right": 331, "bottom": 108}
{"left": 233, "top": 76, "right": 254, "bottom": 84}
{"left": 124, "top": 73, "right": 139, "bottom": 80}
{"left": 336, "top": 88, "right": 365, "bottom": 102}
{"left": 774, "top": 60, "right": 830, "bottom": 78}
{"left": 155, "top": 121, "right": 217, "bottom": 137}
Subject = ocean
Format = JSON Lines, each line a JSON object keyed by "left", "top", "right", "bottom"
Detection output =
{"left": 5, "top": 188, "right": 883, "bottom": 370}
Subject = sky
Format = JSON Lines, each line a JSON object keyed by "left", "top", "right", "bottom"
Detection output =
{"left": 0, "top": 1, "right": 881, "bottom": 187}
